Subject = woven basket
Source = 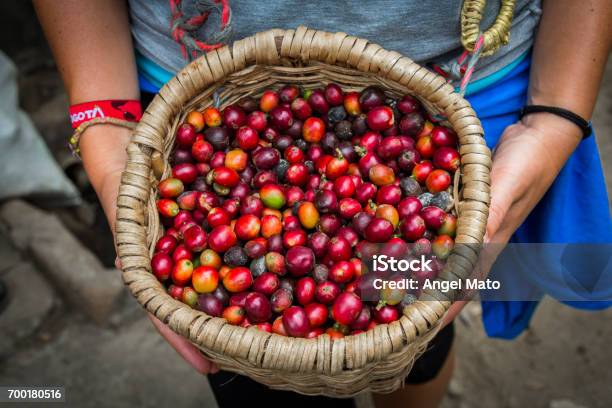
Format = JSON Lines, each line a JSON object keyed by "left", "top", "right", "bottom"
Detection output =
{"left": 116, "top": 26, "right": 491, "bottom": 397}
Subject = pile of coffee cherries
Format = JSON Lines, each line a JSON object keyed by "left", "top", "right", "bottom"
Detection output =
{"left": 151, "top": 83, "right": 459, "bottom": 338}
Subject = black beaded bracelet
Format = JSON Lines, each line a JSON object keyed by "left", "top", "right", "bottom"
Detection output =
{"left": 519, "top": 105, "right": 592, "bottom": 139}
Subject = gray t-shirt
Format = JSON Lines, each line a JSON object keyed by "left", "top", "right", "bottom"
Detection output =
{"left": 128, "top": 0, "right": 541, "bottom": 82}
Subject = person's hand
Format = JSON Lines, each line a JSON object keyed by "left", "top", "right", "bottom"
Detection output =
{"left": 444, "top": 114, "right": 583, "bottom": 324}
{"left": 482, "top": 116, "right": 581, "bottom": 245}
{"left": 148, "top": 313, "right": 220, "bottom": 374}
{"left": 82, "top": 125, "right": 219, "bottom": 375}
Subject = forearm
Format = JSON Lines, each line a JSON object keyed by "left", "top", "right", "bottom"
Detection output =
{"left": 529, "top": 0, "right": 611, "bottom": 119}
{"left": 34, "top": 0, "right": 138, "bottom": 103}
{"left": 78, "top": 126, "right": 132, "bottom": 230}
{"left": 34, "top": 0, "right": 139, "bottom": 229}
{"left": 519, "top": 0, "right": 611, "bottom": 181}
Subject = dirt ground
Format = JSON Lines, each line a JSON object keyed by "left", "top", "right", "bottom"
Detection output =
{"left": 0, "top": 3, "right": 611, "bottom": 407}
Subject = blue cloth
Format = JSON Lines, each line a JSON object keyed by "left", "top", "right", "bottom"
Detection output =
{"left": 137, "top": 51, "right": 173, "bottom": 93}
{"left": 467, "top": 56, "right": 612, "bottom": 339}
{"left": 462, "top": 51, "right": 529, "bottom": 96}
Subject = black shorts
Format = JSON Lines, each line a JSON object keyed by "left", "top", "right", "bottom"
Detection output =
{"left": 208, "top": 323, "right": 454, "bottom": 407}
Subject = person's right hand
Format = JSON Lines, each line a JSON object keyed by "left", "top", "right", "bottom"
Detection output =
{"left": 443, "top": 114, "right": 582, "bottom": 325}
{"left": 148, "top": 313, "right": 220, "bottom": 374}
{"left": 84, "top": 125, "right": 219, "bottom": 375}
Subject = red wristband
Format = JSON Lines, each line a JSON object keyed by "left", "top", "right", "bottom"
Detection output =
{"left": 69, "top": 100, "right": 142, "bottom": 129}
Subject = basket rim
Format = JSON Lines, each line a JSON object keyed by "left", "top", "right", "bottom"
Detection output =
{"left": 116, "top": 26, "right": 491, "bottom": 375}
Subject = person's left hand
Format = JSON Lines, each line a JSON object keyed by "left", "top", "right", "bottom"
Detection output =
{"left": 443, "top": 115, "right": 582, "bottom": 324}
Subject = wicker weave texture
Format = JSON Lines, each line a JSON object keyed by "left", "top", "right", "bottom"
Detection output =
{"left": 116, "top": 27, "right": 491, "bottom": 397}
{"left": 461, "top": 0, "right": 516, "bottom": 55}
